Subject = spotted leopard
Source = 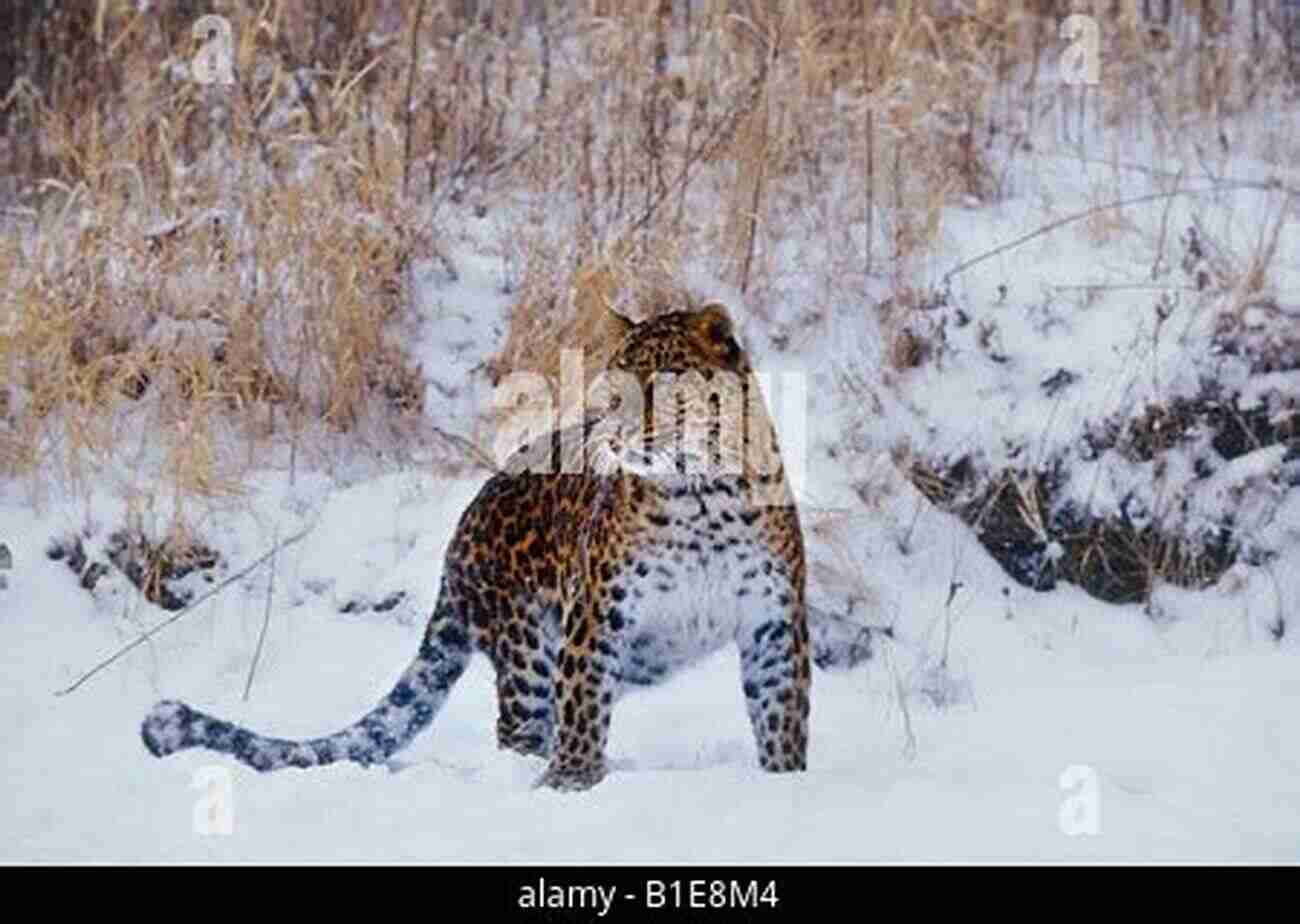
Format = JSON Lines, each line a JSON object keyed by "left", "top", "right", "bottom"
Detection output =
{"left": 143, "top": 300, "right": 816, "bottom": 790}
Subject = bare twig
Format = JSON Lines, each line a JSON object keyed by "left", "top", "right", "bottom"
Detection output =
{"left": 402, "top": 0, "right": 429, "bottom": 199}
{"left": 627, "top": 75, "right": 765, "bottom": 236}
{"left": 242, "top": 525, "right": 279, "bottom": 701}
{"left": 54, "top": 524, "right": 315, "bottom": 697}
{"left": 431, "top": 424, "right": 499, "bottom": 473}
{"left": 1048, "top": 283, "right": 1200, "bottom": 292}
{"left": 1151, "top": 167, "right": 1186, "bottom": 279}
{"left": 941, "top": 182, "right": 1267, "bottom": 286}
{"left": 881, "top": 631, "right": 917, "bottom": 761}
{"left": 1032, "top": 152, "right": 1297, "bottom": 199}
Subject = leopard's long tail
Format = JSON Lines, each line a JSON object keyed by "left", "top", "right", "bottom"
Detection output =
{"left": 141, "top": 597, "right": 472, "bottom": 772}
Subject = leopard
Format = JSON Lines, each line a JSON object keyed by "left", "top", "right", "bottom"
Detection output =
{"left": 142, "top": 299, "right": 815, "bottom": 791}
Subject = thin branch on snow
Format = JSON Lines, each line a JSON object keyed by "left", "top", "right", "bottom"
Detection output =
{"left": 54, "top": 524, "right": 315, "bottom": 698}
{"left": 941, "top": 181, "right": 1281, "bottom": 286}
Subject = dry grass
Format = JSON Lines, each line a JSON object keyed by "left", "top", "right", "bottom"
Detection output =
{"left": 1, "top": 2, "right": 433, "bottom": 498}
{"left": 1, "top": 1, "right": 1295, "bottom": 531}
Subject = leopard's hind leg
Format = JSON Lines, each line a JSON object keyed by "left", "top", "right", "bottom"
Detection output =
{"left": 490, "top": 601, "right": 560, "bottom": 758}
{"left": 536, "top": 592, "right": 625, "bottom": 791}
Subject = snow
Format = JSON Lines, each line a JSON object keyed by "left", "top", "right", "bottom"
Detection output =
{"left": 4, "top": 50, "right": 1300, "bottom": 864}
{"left": 2, "top": 445, "right": 1298, "bottom": 861}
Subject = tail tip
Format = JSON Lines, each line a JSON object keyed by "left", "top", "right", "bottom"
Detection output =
{"left": 141, "top": 699, "right": 195, "bottom": 758}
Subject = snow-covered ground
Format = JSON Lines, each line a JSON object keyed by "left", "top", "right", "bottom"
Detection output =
{"left": 0, "top": 465, "right": 1294, "bottom": 862}
{"left": 4, "top": 93, "right": 1299, "bottom": 862}
{"left": 3, "top": 415, "right": 1298, "bottom": 862}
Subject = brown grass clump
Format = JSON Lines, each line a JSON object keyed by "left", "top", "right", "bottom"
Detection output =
{"left": 0, "top": 1, "right": 443, "bottom": 506}
{"left": 484, "top": 244, "right": 696, "bottom": 464}
{"left": 48, "top": 522, "right": 221, "bottom": 612}
{"left": 1, "top": 0, "right": 1295, "bottom": 529}
{"left": 908, "top": 456, "right": 1241, "bottom": 606}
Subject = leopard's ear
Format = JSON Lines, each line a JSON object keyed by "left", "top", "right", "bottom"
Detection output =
{"left": 690, "top": 301, "right": 735, "bottom": 346}
{"left": 573, "top": 259, "right": 636, "bottom": 341}
{"left": 602, "top": 303, "right": 636, "bottom": 341}
{"left": 686, "top": 301, "right": 744, "bottom": 367}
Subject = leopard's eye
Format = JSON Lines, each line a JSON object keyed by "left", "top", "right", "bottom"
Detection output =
{"left": 708, "top": 320, "right": 729, "bottom": 344}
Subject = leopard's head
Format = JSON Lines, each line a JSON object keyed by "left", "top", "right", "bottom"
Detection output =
{"left": 591, "top": 301, "right": 784, "bottom": 489}
{"left": 606, "top": 302, "right": 751, "bottom": 382}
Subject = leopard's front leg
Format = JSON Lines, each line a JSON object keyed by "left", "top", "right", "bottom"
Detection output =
{"left": 536, "top": 590, "right": 624, "bottom": 791}
{"left": 737, "top": 580, "right": 811, "bottom": 773}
